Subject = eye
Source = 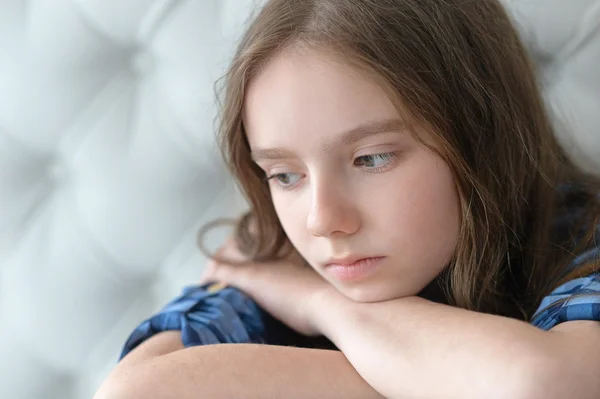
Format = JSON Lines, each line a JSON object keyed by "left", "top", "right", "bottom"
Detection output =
{"left": 354, "top": 152, "right": 397, "bottom": 170}
{"left": 267, "top": 172, "right": 302, "bottom": 189}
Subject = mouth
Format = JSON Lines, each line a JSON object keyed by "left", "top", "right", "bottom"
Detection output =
{"left": 324, "top": 256, "right": 385, "bottom": 282}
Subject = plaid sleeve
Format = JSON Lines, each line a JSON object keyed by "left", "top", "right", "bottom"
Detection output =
{"left": 531, "top": 268, "right": 600, "bottom": 331}
{"left": 119, "top": 283, "right": 267, "bottom": 360}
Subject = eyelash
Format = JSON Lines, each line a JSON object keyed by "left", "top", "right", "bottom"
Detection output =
{"left": 266, "top": 173, "right": 302, "bottom": 190}
{"left": 354, "top": 152, "right": 398, "bottom": 172}
{"left": 265, "top": 152, "right": 399, "bottom": 190}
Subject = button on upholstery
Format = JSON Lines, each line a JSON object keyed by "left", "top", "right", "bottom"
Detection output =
{"left": 129, "top": 49, "right": 155, "bottom": 76}
{"left": 46, "top": 157, "right": 69, "bottom": 186}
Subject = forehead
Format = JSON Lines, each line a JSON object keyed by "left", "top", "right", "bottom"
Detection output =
{"left": 243, "top": 47, "right": 402, "bottom": 149}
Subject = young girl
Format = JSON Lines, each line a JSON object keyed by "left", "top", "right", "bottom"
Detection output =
{"left": 95, "top": 0, "right": 600, "bottom": 398}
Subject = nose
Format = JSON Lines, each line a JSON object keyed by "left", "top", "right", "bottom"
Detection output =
{"left": 306, "top": 179, "right": 361, "bottom": 238}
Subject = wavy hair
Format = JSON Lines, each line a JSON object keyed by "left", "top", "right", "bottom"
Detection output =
{"left": 199, "top": 0, "right": 600, "bottom": 320}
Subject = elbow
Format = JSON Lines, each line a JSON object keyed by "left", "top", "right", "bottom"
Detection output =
{"left": 93, "top": 370, "right": 135, "bottom": 399}
{"left": 509, "top": 350, "right": 595, "bottom": 399}
{"left": 469, "top": 340, "right": 561, "bottom": 399}
{"left": 509, "top": 371, "right": 556, "bottom": 399}
{"left": 93, "top": 362, "right": 156, "bottom": 399}
{"left": 512, "top": 366, "right": 566, "bottom": 399}
{"left": 93, "top": 381, "right": 126, "bottom": 399}
{"left": 93, "top": 359, "right": 209, "bottom": 399}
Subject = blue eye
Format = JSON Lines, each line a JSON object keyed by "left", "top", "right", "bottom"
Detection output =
{"left": 354, "top": 152, "right": 397, "bottom": 169}
{"left": 267, "top": 173, "right": 302, "bottom": 188}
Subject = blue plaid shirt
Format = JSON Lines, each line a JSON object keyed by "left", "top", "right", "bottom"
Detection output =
{"left": 120, "top": 283, "right": 336, "bottom": 359}
{"left": 531, "top": 245, "right": 600, "bottom": 330}
{"left": 120, "top": 257, "right": 600, "bottom": 360}
{"left": 120, "top": 194, "right": 600, "bottom": 359}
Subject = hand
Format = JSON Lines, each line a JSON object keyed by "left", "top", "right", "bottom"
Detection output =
{"left": 199, "top": 238, "right": 336, "bottom": 337}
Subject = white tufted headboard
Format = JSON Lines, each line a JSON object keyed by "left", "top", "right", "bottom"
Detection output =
{"left": 0, "top": 1, "right": 598, "bottom": 398}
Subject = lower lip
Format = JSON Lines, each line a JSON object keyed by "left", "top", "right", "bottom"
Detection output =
{"left": 325, "top": 257, "right": 385, "bottom": 281}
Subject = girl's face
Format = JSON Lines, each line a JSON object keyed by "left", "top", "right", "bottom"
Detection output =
{"left": 244, "top": 48, "right": 461, "bottom": 302}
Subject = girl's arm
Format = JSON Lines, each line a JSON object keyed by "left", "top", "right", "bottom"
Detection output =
{"left": 313, "top": 293, "right": 600, "bottom": 399}
{"left": 93, "top": 332, "right": 385, "bottom": 399}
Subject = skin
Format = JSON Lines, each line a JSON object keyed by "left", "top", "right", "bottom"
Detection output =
{"left": 244, "top": 46, "right": 461, "bottom": 303}
{"left": 93, "top": 47, "right": 600, "bottom": 399}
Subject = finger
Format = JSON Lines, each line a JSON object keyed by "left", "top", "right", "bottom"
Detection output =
{"left": 206, "top": 281, "right": 228, "bottom": 293}
{"left": 216, "top": 238, "right": 247, "bottom": 263}
{"left": 199, "top": 260, "right": 218, "bottom": 284}
{"left": 200, "top": 259, "right": 236, "bottom": 285}
{"left": 198, "top": 274, "right": 214, "bottom": 285}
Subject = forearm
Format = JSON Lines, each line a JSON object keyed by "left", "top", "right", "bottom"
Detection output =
{"left": 95, "top": 332, "right": 385, "bottom": 399}
{"left": 314, "top": 293, "right": 560, "bottom": 399}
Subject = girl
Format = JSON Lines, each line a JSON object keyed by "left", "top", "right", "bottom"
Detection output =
{"left": 95, "top": 0, "right": 600, "bottom": 398}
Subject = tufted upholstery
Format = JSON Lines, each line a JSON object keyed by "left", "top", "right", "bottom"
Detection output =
{"left": 0, "top": 1, "right": 599, "bottom": 398}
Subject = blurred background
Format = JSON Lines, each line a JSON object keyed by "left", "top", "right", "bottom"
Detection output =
{"left": 0, "top": 0, "right": 598, "bottom": 398}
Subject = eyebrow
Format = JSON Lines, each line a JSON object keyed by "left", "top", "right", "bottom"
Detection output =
{"left": 250, "top": 118, "right": 406, "bottom": 162}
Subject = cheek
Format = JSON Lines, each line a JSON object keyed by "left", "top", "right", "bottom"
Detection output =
{"left": 271, "top": 192, "right": 307, "bottom": 246}
{"left": 378, "top": 153, "right": 460, "bottom": 267}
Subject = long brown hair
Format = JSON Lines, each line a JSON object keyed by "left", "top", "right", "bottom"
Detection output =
{"left": 201, "top": 0, "right": 600, "bottom": 320}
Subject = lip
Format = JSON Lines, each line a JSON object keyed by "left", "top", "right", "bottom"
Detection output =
{"left": 324, "top": 256, "right": 385, "bottom": 281}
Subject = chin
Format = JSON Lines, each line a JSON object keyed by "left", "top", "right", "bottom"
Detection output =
{"left": 339, "top": 285, "right": 409, "bottom": 303}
